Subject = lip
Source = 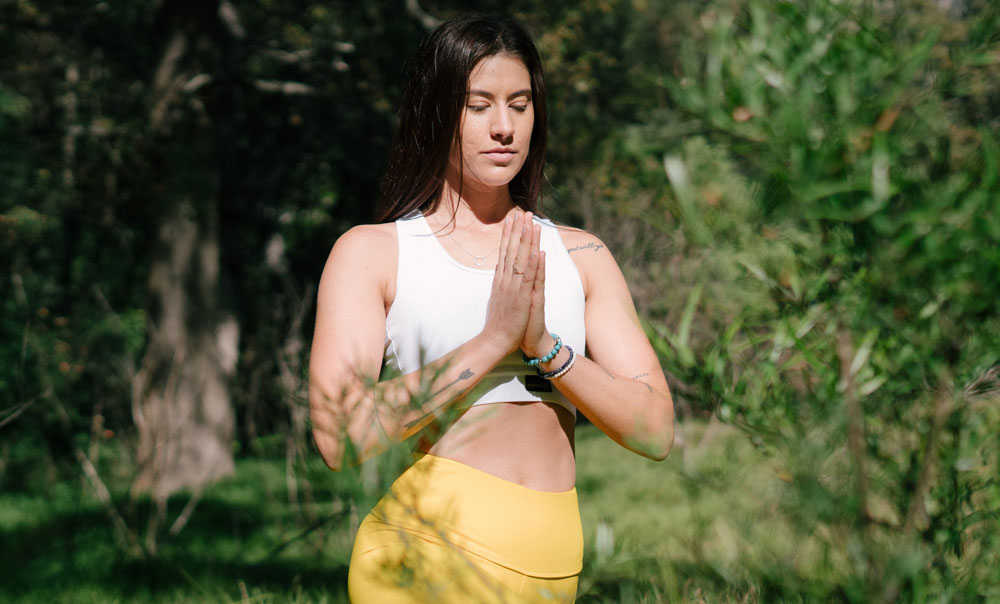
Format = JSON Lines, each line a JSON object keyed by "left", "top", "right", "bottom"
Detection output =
{"left": 483, "top": 148, "right": 517, "bottom": 162}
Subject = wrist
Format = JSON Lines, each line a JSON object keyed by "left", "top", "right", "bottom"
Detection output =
{"left": 476, "top": 330, "right": 517, "bottom": 360}
{"left": 535, "top": 344, "right": 569, "bottom": 372}
{"left": 536, "top": 345, "right": 576, "bottom": 379}
{"left": 522, "top": 333, "right": 559, "bottom": 362}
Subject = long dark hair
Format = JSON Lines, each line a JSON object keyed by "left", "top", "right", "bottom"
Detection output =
{"left": 375, "top": 14, "right": 548, "bottom": 223}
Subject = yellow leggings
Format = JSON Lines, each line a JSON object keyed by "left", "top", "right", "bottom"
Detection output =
{"left": 348, "top": 454, "right": 582, "bottom": 603}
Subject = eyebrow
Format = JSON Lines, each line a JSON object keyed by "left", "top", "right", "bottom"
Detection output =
{"left": 467, "top": 89, "right": 532, "bottom": 100}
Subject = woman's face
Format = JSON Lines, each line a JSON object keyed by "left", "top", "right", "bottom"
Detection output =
{"left": 449, "top": 54, "right": 534, "bottom": 194}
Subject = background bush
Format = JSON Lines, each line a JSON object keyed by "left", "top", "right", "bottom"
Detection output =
{"left": 2, "top": 0, "right": 998, "bottom": 601}
{"left": 628, "top": 0, "right": 1000, "bottom": 600}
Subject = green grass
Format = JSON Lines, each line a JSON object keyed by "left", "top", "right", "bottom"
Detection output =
{"left": 0, "top": 421, "right": 796, "bottom": 603}
{"left": 575, "top": 419, "right": 799, "bottom": 603}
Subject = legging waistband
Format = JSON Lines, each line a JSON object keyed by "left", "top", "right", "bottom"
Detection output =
{"left": 367, "top": 453, "right": 583, "bottom": 578}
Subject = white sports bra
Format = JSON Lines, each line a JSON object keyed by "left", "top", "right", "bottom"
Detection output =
{"left": 383, "top": 212, "right": 586, "bottom": 414}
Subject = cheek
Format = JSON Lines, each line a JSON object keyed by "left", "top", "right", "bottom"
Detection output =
{"left": 521, "top": 111, "right": 535, "bottom": 141}
{"left": 453, "top": 138, "right": 477, "bottom": 170}
{"left": 458, "top": 119, "right": 481, "bottom": 150}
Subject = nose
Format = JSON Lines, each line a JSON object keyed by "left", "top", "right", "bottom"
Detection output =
{"left": 490, "top": 108, "right": 514, "bottom": 144}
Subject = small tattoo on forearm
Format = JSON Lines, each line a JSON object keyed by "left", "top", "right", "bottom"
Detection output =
{"left": 632, "top": 372, "right": 649, "bottom": 380}
{"left": 566, "top": 242, "right": 605, "bottom": 254}
{"left": 405, "top": 368, "right": 475, "bottom": 429}
{"left": 603, "top": 367, "right": 616, "bottom": 380}
{"left": 430, "top": 368, "right": 474, "bottom": 399}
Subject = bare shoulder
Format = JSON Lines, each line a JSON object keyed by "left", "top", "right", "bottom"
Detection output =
{"left": 330, "top": 222, "right": 395, "bottom": 252}
{"left": 321, "top": 223, "right": 397, "bottom": 301}
{"left": 557, "top": 226, "right": 610, "bottom": 257}
{"left": 553, "top": 225, "right": 621, "bottom": 297}
{"left": 326, "top": 223, "right": 395, "bottom": 264}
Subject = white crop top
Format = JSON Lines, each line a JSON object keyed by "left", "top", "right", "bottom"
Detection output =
{"left": 383, "top": 212, "right": 586, "bottom": 415}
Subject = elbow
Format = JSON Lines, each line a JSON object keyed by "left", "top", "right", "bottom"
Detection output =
{"left": 630, "top": 430, "right": 674, "bottom": 461}
{"left": 310, "top": 409, "right": 346, "bottom": 472}
{"left": 639, "top": 402, "right": 676, "bottom": 461}
{"left": 312, "top": 420, "right": 373, "bottom": 472}
{"left": 310, "top": 382, "right": 390, "bottom": 470}
{"left": 309, "top": 384, "right": 348, "bottom": 472}
{"left": 315, "top": 436, "right": 344, "bottom": 472}
{"left": 650, "top": 412, "right": 676, "bottom": 461}
{"left": 625, "top": 426, "right": 674, "bottom": 461}
{"left": 647, "top": 433, "right": 674, "bottom": 462}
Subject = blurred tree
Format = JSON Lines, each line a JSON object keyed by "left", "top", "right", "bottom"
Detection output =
{"left": 128, "top": 0, "right": 240, "bottom": 528}
{"left": 0, "top": 0, "right": 431, "bottom": 547}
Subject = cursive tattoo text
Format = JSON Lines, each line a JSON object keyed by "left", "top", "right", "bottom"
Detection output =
{"left": 566, "top": 242, "right": 605, "bottom": 254}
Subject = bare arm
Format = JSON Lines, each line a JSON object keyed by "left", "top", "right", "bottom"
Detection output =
{"left": 309, "top": 213, "right": 543, "bottom": 470}
{"left": 522, "top": 231, "right": 675, "bottom": 460}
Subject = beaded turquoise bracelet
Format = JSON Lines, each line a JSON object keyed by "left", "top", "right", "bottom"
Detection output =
{"left": 522, "top": 333, "right": 561, "bottom": 367}
{"left": 538, "top": 345, "right": 576, "bottom": 379}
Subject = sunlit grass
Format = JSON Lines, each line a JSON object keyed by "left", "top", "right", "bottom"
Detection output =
{"left": 576, "top": 418, "right": 798, "bottom": 603}
{"left": 0, "top": 420, "right": 810, "bottom": 603}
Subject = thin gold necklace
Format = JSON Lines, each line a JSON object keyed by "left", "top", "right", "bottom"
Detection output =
{"left": 429, "top": 214, "right": 499, "bottom": 267}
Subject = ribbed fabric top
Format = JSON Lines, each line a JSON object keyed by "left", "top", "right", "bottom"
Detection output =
{"left": 383, "top": 212, "right": 586, "bottom": 414}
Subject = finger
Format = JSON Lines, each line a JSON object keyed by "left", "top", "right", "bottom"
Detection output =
{"left": 521, "top": 250, "right": 539, "bottom": 286}
{"left": 521, "top": 224, "right": 542, "bottom": 285}
{"left": 513, "top": 212, "right": 533, "bottom": 274}
{"left": 495, "top": 212, "right": 513, "bottom": 275}
{"left": 504, "top": 212, "right": 524, "bottom": 276}
{"left": 535, "top": 250, "right": 546, "bottom": 294}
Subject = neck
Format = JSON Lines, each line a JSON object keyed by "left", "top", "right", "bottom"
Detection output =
{"left": 432, "top": 177, "right": 517, "bottom": 228}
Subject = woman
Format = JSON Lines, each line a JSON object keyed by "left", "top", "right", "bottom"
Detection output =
{"left": 309, "top": 14, "right": 674, "bottom": 604}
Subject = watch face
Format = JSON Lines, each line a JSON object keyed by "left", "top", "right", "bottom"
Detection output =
{"left": 524, "top": 374, "right": 552, "bottom": 393}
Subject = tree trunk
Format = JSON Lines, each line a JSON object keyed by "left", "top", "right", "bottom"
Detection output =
{"left": 131, "top": 0, "right": 239, "bottom": 503}
{"left": 132, "top": 198, "right": 238, "bottom": 500}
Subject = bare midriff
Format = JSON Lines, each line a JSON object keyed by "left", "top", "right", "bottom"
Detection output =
{"left": 417, "top": 401, "right": 577, "bottom": 492}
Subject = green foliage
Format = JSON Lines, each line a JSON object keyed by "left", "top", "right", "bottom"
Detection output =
{"left": 622, "top": 0, "right": 1000, "bottom": 600}
{"left": 4, "top": 0, "right": 1000, "bottom": 600}
{"left": 0, "top": 0, "right": 430, "bottom": 490}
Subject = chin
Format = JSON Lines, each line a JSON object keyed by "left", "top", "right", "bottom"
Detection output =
{"left": 474, "top": 175, "right": 521, "bottom": 191}
{"left": 474, "top": 165, "right": 528, "bottom": 188}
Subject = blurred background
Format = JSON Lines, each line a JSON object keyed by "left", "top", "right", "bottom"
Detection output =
{"left": 2, "top": 0, "right": 998, "bottom": 602}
